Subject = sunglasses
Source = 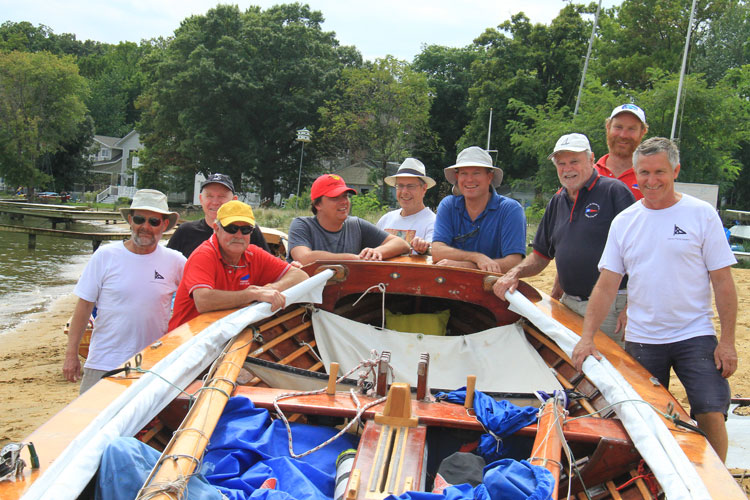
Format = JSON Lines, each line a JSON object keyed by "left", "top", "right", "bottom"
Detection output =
{"left": 222, "top": 224, "right": 254, "bottom": 235}
{"left": 132, "top": 215, "right": 164, "bottom": 227}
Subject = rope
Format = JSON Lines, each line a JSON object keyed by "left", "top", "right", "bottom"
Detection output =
{"left": 616, "top": 460, "right": 659, "bottom": 496}
{"left": 272, "top": 352, "right": 385, "bottom": 459}
{"left": 352, "top": 283, "right": 388, "bottom": 328}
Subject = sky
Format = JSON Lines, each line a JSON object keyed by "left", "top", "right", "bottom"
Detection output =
{"left": 2, "top": 0, "right": 622, "bottom": 61}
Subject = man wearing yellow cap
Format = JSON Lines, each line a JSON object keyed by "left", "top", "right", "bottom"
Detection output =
{"left": 169, "top": 200, "right": 308, "bottom": 329}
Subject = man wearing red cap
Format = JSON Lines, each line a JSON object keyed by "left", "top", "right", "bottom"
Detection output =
{"left": 169, "top": 200, "right": 308, "bottom": 330}
{"left": 288, "top": 174, "right": 410, "bottom": 265}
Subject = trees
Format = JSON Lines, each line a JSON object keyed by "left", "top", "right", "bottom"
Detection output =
{"left": 317, "top": 56, "right": 435, "bottom": 203}
{"left": 0, "top": 51, "right": 89, "bottom": 193}
{"left": 412, "top": 44, "right": 481, "bottom": 202}
{"left": 138, "top": 3, "right": 359, "bottom": 201}
{"left": 459, "top": 4, "right": 592, "bottom": 182}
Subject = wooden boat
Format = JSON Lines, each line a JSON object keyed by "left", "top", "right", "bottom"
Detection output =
{"left": 3, "top": 258, "right": 745, "bottom": 499}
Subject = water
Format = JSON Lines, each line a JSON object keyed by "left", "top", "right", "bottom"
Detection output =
{"left": 0, "top": 215, "right": 127, "bottom": 336}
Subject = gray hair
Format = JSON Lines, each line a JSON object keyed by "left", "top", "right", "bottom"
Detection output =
{"left": 633, "top": 137, "right": 679, "bottom": 169}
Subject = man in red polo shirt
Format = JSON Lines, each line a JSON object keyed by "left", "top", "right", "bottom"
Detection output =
{"left": 595, "top": 104, "right": 648, "bottom": 200}
{"left": 169, "top": 200, "right": 308, "bottom": 330}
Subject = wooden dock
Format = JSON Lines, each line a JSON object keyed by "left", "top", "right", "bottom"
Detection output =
{"left": 0, "top": 203, "right": 121, "bottom": 227}
{"left": 0, "top": 224, "right": 171, "bottom": 251}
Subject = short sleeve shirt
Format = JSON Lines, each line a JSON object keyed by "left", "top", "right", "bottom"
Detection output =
{"left": 287, "top": 216, "right": 390, "bottom": 261}
{"left": 169, "top": 235, "right": 291, "bottom": 329}
{"left": 599, "top": 194, "right": 737, "bottom": 343}
{"left": 533, "top": 171, "right": 635, "bottom": 298}
{"left": 376, "top": 207, "right": 435, "bottom": 254}
{"left": 432, "top": 191, "right": 526, "bottom": 258}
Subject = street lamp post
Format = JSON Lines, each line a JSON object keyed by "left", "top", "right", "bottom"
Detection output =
{"left": 295, "top": 128, "right": 312, "bottom": 209}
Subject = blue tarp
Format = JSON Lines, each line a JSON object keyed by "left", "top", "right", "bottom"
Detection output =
{"left": 387, "top": 459, "right": 554, "bottom": 500}
{"left": 97, "top": 391, "right": 551, "bottom": 500}
{"left": 435, "top": 388, "right": 539, "bottom": 462}
{"left": 96, "top": 397, "right": 358, "bottom": 500}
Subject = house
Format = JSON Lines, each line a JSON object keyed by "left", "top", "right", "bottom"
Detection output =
{"left": 88, "top": 130, "right": 142, "bottom": 203}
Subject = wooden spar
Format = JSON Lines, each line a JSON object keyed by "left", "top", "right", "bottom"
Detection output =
{"left": 136, "top": 326, "right": 256, "bottom": 500}
{"left": 529, "top": 399, "right": 564, "bottom": 500}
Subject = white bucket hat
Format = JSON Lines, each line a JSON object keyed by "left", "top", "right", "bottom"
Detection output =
{"left": 119, "top": 189, "right": 179, "bottom": 231}
{"left": 444, "top": 146, "right": 503, "bottom": 188}
{"left": 384, "top": 158, "right": 436, "bottom": 189}
{"left": 548, "top": 133, "right": 592, "bottom": 159}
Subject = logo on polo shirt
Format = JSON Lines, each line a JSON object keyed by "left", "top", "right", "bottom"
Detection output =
{"left": 154, "top": 270, "right": 164, "bottom": 279}
{"left": 240, "top": 273, "right": 250, "bottom": 286}
{"left": 584, "top": 202, "right": 600, "bottom": 218}
{"left": 673, "top": 225, "right": 686, "bottom": 235}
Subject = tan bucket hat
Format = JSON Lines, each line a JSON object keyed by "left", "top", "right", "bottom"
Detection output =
{"left": 443, "top": 146, "right": 503, "bottom": 188}
{"left": 119, "top": 189, "right": 179, "bottom": 231}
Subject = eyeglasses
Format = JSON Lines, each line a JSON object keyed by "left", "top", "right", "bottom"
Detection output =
{"left": 396, "top": 183, "right": 421, "bottom": 191}
{"left": 132, "top": 215, "right": 164, "bottom": 227}
{"left": 453, "top": 226, "right": 480, "bottom": 244}
{"left": 221, "top": 224, "right": 254, "bottom": 235}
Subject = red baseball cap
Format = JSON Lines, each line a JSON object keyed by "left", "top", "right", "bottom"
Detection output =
{"left": 310, "top": 174, "right": 357, "bottom": 199}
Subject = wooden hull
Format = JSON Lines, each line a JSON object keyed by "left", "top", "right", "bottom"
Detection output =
{"left": 2, "top": 259, "right": 744, "bottom": 499}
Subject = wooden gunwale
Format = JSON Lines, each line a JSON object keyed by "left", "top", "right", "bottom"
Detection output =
{"left": 1, "top": 259, "right": 744, "bottom": 499}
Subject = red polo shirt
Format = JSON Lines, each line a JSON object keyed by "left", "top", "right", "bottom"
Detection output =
{"left": 169, "top": 234, "right": 291, "bottom": 330}
{"left": 595, "top": 153, "right": 644, "bottom": 200}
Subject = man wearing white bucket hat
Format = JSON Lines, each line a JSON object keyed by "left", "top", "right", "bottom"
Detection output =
{"left": 493, "top": 134, "right": 635, "bottom": 345}
{"left": 63, "top": 189, "right": 186, "bottom": 393}
{"left": 377, "top": 158, "right": 436, "bottom": 255}
{"left": 432, "top": 146, "right": 526, "bottom": 272}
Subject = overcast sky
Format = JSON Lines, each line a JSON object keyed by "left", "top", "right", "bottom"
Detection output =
{"left": 2, "top": 0, "right": 622, "bottom": 61}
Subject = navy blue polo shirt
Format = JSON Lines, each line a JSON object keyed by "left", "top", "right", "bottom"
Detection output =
{"left": 533, "top": 170, "right": 635, "bottom": 298}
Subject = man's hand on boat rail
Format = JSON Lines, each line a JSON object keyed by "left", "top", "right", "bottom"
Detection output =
{"left": 492, "top": 271, "right": 520, "bottom": 301}
{"left": 571, "top": 338, "right": 602, "bottom": 372}
{"left": 358, "top": 247, "right": 384, "bottom": 261}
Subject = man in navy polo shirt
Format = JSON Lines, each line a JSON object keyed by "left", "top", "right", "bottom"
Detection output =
{"left": 493, "top": 133, "right": 635, "bottom": 344}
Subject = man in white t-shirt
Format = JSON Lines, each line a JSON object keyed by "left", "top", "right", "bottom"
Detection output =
{"left": 63, "top": 189, "right": 186, "bottom": 393}
{"left": 572, "top": 137, "right": 738, "bottom": 461}
{"left": 376, "top": 158, "right": 436, "bottom": 255}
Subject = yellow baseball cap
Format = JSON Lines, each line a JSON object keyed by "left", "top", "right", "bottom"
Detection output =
{"left": 216, "top": 200, "right": 256, "bottom": 226}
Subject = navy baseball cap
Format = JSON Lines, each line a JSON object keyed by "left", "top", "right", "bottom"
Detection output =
{"left": 200, "top": 173, "right": 235, "bottom": 193}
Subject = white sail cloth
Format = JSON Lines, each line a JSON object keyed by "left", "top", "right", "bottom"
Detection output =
{"left": 21, "top": 269, "right": 334, "bottom": 500}
{"left": 312, "top": 309, "right": 562, "bottom": 394}
{"left": 504, "top": 289, "right": 711, "bottom": 500}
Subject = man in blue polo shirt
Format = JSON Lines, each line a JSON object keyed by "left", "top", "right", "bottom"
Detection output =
{"left": 432, "top": 146, "right": 526, "bottom": 272}
{"left": 493, "top": 133, "right": 635, "bottom": 344}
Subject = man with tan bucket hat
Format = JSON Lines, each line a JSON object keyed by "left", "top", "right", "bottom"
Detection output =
{"left": 432, "top": 146, "right": 526, "bottom": 272}
{"left": 377, "top": 158, "right": 436, "bottom": 255}
{"left": 64, "top": 189, "right": 186, "bottom": 393}
{"left": 169, "top": 200, "right": 308, "bottom": 330}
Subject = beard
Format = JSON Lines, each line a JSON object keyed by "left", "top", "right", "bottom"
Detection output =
{"left": 607, "top": 133, "right": 639, "bottom": 159}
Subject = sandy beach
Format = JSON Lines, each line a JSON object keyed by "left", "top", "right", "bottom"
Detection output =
{"left": 1, "top": 265, "right": 748, "bottom": 491}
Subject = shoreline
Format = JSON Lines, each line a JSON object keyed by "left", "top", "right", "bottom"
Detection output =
{"left": 0, "top": 292, "right": 80, "bottom": 444}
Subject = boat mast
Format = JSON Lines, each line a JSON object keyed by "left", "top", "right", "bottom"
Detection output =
{"left": 574, "top": 0, "right": 602, "bottom": 116}
{"left": 671, "top": 0, "right": 698, "bottom": 141}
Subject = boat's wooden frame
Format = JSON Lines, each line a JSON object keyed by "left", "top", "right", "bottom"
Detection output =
{"left": 2, "top": 258, "right": 744, "bottom": 499}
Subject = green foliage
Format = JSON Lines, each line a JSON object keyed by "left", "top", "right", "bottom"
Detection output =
{"left": 460, "top": 4, "right": 592, "bottom": 182}
{"left": 138, "top": 3, "right": 360, "bottom": 202}
{"left": 0, "top": 50, "right": 89, "bottom": 192}
{"left": 318, "top": 56, "right": 436, "bottom": 203}
{"left": 592, "top": 0, "right": 732, "bottom": 89}
{"left": 350, "top": 191, "right": 386, "bottom": 220}
{"left": 412, "top": 44, "right": 482, "bottom": 206}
